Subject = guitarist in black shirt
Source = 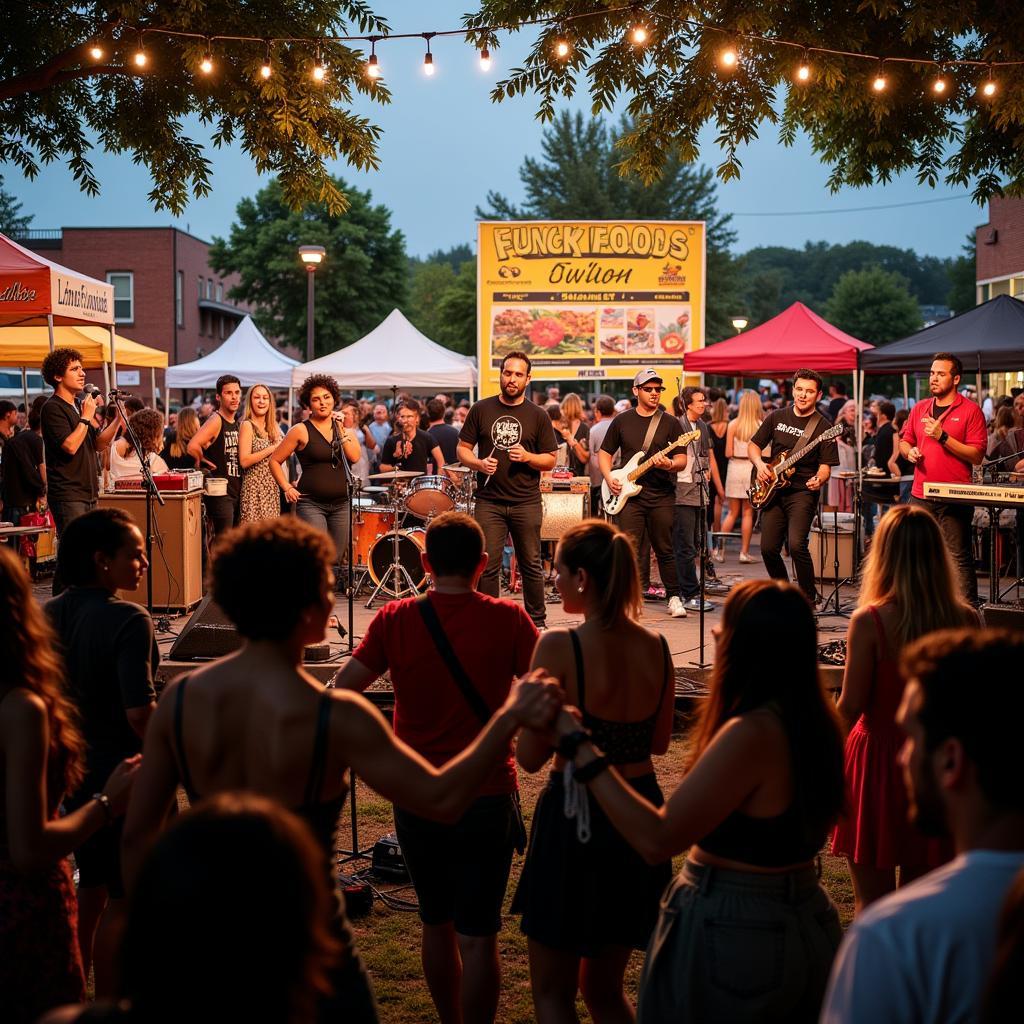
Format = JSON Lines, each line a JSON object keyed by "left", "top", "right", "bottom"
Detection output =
{"left": 749, "top": 368, "right": 839, "bottom": 604}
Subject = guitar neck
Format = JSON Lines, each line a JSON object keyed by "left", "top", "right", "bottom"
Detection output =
{"left": 778, "top": 434, "right": 829, "bottom": 473}
{"left": 628, "top": 432, "right": 694, "bottom": 482}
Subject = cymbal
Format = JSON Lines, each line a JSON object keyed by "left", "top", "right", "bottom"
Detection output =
{"left": 368, "top": 470, "right": 424, "bottom": 480}
{"left": 443, "top": 463, "right": 471, "bottom": 474}
{"left": 361, "top": 485, "right": 390, "bottom": 493}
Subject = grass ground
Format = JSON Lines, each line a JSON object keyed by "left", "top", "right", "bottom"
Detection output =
{"left": 343, "top": 734, "right": 855, "bottom": 1024}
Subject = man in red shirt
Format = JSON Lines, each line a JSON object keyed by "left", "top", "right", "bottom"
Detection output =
{"left": 333, "top": 512, "right": 538, "bottom": 1024}
{"left": 900, "top": 352, "right": 987, "bottom": 603}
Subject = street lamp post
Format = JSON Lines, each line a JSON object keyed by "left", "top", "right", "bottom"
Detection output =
{"left": 298, "top": 245, "right": 326, "bottom": 361}
{"left": 730, "top": 317, "right": 749, "bottom": 396}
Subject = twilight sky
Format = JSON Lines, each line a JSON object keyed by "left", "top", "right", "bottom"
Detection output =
{"left": 4, "top": 1, "right": 985, "bottom": 260}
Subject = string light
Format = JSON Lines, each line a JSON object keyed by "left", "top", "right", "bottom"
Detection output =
{"left": 88, "top": 41, "right": 103, "bottom": 61}
{"left": 719, "top": 46, "right": 738, "bottom": 69}
{"left": 796, "top": 50, "right": 811, "bottom": 82}
{"left": 199, "top": 40, "right": 214, "bottom": 75}
{"left": 312, "top": 44, "right": 326, "bottom": 81}
{"left": 479, "top": 47, "right": 492, "bottom": 71}
{"left": 631, "top": 25, "right": 649, "bottom": 45}
{"left": 133, "top": 32, "right": 147, "bottom": 68}
{"left": 872, "top": 61, "right": 887, "bottom": 92}
{"left": 554, "top": 28, "right": 571, "bottom": 59}
{"left": 260, "top": 41, "right": 272, "bottom": 79}
{"left": 982, "top": 66, "right": 997, "bottom": 97}
{"left": 367, "top": 38, "right": 380, "bottom": 79}
{"left": 423, "top": 34, "right": 435, "bottom": 76}
{"left": 932, "top": 66, "right": 948, "bottom": 95}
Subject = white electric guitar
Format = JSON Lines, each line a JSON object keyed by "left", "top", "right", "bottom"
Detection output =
{"left": 601, "top": 428, "right": 701, "bottom": 515}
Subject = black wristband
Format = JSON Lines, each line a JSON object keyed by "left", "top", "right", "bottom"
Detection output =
{"left": 556, "top": 729, "right": 591, "bottom": 760}
{"left": 573, "top": 755, "right": 610, "bottom": 784}
{"left": 79, "top": 417, "right": 92, "bottom": 426}
{"left": 938, "top": 430, "right": 949, "bottom": 445}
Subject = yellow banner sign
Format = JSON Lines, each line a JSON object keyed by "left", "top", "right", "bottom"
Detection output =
{"left": 477, "top": 220, "right": 705, "bottom": 396}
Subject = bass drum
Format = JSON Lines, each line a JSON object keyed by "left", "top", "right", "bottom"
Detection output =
{"left": 368, "top": 528, "right": 428, "bottom": 596}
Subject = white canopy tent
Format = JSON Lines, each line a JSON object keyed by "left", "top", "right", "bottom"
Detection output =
{"left": 166, "top": 315, "right": 299, "bottom": 389}
{"left": 290, "top": 309, "right": 477, "bottom": 394}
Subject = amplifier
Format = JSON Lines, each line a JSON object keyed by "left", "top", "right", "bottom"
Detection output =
{"left": 113, "top": 471, "right": 204, "bottom": 493}
{"left": 371, "top": 833, "right": 409, "bottom": 881}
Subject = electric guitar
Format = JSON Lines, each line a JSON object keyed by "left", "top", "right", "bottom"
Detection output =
{"left": 747, "top": 422, "right": 844, "bottom": 509}
{"left": 602, "top": 429, "right": 701, "bottom": 515}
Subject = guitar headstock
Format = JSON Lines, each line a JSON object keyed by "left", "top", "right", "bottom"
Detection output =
{"left": 821, "top": 422, "right": 844, "bottom": 441}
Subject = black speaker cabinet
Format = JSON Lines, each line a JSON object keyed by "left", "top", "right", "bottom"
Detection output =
{"left": 980, "top": 603, "right": 1024, "bottom": 634}
{"left": 168, "top": 593, "right": 242, "bottom": 661}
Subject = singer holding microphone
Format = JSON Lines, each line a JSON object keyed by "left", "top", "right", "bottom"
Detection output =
{"left": 41, "top": 348, "right": 122, "bottom": 595}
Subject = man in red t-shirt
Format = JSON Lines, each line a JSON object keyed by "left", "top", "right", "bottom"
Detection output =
{"left": 333, "top": 512, "right": 538, "bottom": 1024}
{"left": 899, "top": 352, "right": 987, "bottom": 602}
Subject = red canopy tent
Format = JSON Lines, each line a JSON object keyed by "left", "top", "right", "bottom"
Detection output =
{"left": 683, "top": 301, "right": 873, "bottom": 375}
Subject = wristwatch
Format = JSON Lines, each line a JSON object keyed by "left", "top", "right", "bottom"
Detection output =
{"left": 79, "top": 417, "right": 92, "bottom": 426}
{"left": 938, "top": 430, "right": 949, "bottom": 445}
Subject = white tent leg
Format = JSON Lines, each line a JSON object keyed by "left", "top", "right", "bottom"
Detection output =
{"left": 47, "top": 314, "right": 55, "bottom": 352}
{"left": 21, "top": 367, "right": 29, "bottom": 413}
{"left": 902, "top": 373, "right": 909, "bottom": 409}
{"left": 109, "top": 325, "right": 118, "bottom": 387}
{"left": 102, "top": 362, "right": 111, "bottom": 397}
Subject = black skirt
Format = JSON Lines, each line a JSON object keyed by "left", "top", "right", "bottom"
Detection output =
{"left": 511, "top": 770, "right": 672, "bottom": 957}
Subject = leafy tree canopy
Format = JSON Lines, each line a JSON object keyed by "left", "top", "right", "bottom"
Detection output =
{"left": 464, "top": 2, "right": 1024, "bottom": 201}
{"left": 477, "top": 109, "right": 744, "bottom": 341}
{"left": 946, "top": 234, "right": 977, "bottom": 313}
{"left": 208, "top": 175, "right": 407, "bottom": 357}
{"left": 0, "top": 175, "right": 32, "bottom": 235}
{"left": 406, "top": 260, "right": 477, "bottom": 356}
{"left": 823, "top": 265, "right": 922, "bottom": 345}
{"left": 0, "top": 2, "right": 390, "bottom": 215}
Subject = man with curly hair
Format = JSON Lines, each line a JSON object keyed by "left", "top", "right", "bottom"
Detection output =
{"left": 40, "top": 348, "right": 122, "bottom": 594}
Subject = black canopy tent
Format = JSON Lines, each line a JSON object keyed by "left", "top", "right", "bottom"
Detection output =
{"left": 859, "top": 294, "right": 1024, "bottom": 374}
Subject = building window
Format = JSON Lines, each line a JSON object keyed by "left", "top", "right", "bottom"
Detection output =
{"left": 979, "top": 283, "right": 991, "bottom": 302}
{"left": 197, "top": 275, "right": 203, "bottom": 300}
{"left": 206, "top": 278, "right": 213, "bottom": 300}
{"left": 216, "top": 282, "right": 223, "bottom": 302}
{"left": 176, "top": 271, "right": 184, "bottom": 327}
{"left": 106, "top": 272, "right": 133, "bottom": 323}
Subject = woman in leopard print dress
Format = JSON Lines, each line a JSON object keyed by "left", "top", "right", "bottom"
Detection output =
{"left": 239, "top": 384, "right": 283, "bottom": 522}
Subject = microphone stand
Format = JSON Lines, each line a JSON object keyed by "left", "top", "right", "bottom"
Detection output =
{"left": 689, "top": 420, "right": 713, "bottom": 669}
{"left": 112, "top": 391, "right": 164, "bottom": 614}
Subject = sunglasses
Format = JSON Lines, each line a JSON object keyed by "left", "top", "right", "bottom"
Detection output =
{"left": 638, "top": 385, "right": 665, "bottom": 393}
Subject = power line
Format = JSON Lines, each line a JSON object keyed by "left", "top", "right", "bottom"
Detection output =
{"left": 731, "top": 194, "right": 975, "bottom": 217}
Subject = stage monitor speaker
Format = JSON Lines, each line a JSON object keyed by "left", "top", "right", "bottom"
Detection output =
{"left": 168, "top": 592, "right": 242, "bottom": 661}
{"left": 980, "top": 603, "right": 1024, "bottom": 634}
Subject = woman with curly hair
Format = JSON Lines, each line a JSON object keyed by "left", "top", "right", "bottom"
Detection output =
{"left": 0, "top": 548, "right": 139, "bottom": 1024}
{"left": 239, "top": 384, "right": 284, "bottom": 522}
{"left": 270, "top": 374, "right": 361, "bottom": 567}
{"left": 122, "top": 516, "right": 561, "bottom": 1023}
{"left": 108, "top": 408, "right": 169, "bottom": 482}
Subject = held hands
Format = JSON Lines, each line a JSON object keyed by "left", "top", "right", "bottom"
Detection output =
{"left": 503, "top": 669, "right": 564, "bottom": 730}
{"left": 283, "top": 485, "right": 301, "bottom": 504}
{"left": 480, "top": 456, "right": 499, "bottom": 476}
{"left": 922, "top": 416, "right": 944, "bottom": 441}
{"left": 507, "top": 443, "right": 529, "bottom": 464}
{"left": 102, "top": 754, "right": 143, "bottom": 817}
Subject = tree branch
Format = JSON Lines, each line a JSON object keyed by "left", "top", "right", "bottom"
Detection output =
{"left": 0, "top": 63, "right": 150, "bottom": 103}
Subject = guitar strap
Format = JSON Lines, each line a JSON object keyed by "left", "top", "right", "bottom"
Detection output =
{"left": 639, "top": 408, "right": 664, "bottom": 457}
{"left": 792, "top": 411, "right": 823, "bottom": 466}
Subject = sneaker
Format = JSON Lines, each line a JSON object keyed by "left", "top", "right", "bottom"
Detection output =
{"left": 738, "top": 552, "right": 755, "bottom": 564}
{"left": 667, "top": 596, "right": 688, "bottom": 618}
{"left": 685, "top": 597, "right": 715, "bottom": 612}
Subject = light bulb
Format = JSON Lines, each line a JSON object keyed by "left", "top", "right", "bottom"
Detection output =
{"left": 797, "top": 63, "right": 811, "bottom": 82}
{"left": 423, "top": 52, "right": 434, "bottom": 76}
{"left": 631, "top": 26, "right": 648, "bottom": 45}
{"left": 932, "top": 77, "right": 947, "bottom": 94}
{"left": 89, "top": 43, "right": 103, "bottom": 61}
{"left": 367, "top": 53, "right": 380, "bottom": 78}
{"left": 260, "top": 61, "right": 272, "bottom": 79}
{"left": 873, "top": 73, "right": 887, "bottom": 92}
{"left": 983, "top": 79, "right": 997, "bottom": 97}
{"left": 479, "top": 48, "right": 491, "bottom": 71}
{"left": 200, "top": 56, "right": 213, "bottom": 74}
{"left": 312, "top": 63, "right": 326, "bottom": 81}
{"left": 555, "top": 39, "right": 570, "bottom": 59}
{"left": 134, "top": 49, "right": 147, "bottom": 68}
{"left": 720, "top": 47, "right": 737, "bottom": 68}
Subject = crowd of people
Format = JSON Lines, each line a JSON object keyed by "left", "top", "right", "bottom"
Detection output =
{"left": 1, "top": 345, "right": 1023, "bottom": 1023}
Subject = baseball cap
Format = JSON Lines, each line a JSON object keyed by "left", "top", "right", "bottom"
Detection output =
{"left": 614, "top": 398, "right": 632, "bottom": 413}
{"left": 633, "top": 368, "right": 664, "bottom": 388}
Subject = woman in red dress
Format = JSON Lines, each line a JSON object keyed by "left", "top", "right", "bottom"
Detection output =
{"left": 831, "top": 504, "right": 978, "bottom": 914}
{"left": 0, "top": 548, "right": 138, "bottom": 1023}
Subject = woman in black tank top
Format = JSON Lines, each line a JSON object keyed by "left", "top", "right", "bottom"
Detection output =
{"left": 512, "top": 520, "right": 674, "bottom": 1023}
{"left": 270, "top": 375, "right": 361, "bottom": 573}
{"left": 549, "top": 579, "right": 846, "bottom": 1023}
{"left": 121, "top": 517, "right": 561, "bottom": 1024}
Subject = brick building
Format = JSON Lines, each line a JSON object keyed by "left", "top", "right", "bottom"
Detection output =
{"left": 975, "top": 197, "right": 1024, "bottom": 396}
{"left": 16, "top": 227, "right": 259, "bottom": 404}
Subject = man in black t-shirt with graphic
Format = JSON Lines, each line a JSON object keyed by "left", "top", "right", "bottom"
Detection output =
{"left": 188, "top": 374, "right": 243, "bottom": 541}
{"left": 458, "top": 352, "right": 558, "bottom": 628}
{"left": 381, "top": 403, "right": 445, "bottom": 475}
{"left": 599, "top": 368, "right": 689, "bottom": 618}
{"left": 750, "top": 368, "right": 839, "bottom": 603}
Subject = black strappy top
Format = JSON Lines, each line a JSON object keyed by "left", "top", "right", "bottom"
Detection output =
{"left": 569, "top": 630, "right": 672, "bottom": 765}
{"left": 173, "top": 675, "right": 348, "bottom": 863}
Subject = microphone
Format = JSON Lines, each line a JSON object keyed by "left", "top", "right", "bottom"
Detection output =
{"left": 83, "top": 385, "right": 103, "bottom": 398}
{"left": 109, "top": 388, "right": 134, "bottom": 398}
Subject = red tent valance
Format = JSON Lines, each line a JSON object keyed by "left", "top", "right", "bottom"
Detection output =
{"left": 684, "top": 302, "right": 873, "bottom": 375}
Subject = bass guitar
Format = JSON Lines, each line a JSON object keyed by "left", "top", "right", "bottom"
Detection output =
{"left": 747, "top": 422, "right": 844, "bottom": 510}
{"left": 602, "top": 429, "right": 701, "bottom": 516}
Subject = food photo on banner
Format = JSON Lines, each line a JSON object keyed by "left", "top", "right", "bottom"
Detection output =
{"left": 477, "top": 220, "right": 706, "bottom": 396}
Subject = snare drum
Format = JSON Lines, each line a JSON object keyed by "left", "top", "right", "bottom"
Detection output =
{"left": 404, "top": 475, "right": 460, "bottom": 518}
{"left": 351, "top": 507, "right": 396, "bottom": 566}
{"left": 368, "top": 528, "right": 428, "bottom": 595}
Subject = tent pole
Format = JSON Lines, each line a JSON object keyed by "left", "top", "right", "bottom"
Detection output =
{"left": 152, "top": 368, "right": 161, "bottom": 422}
{"left": 288, "top": 387, "right": 293, "bottom": 427}
{"left": 47, "top": 314, "right": 55, "bottom": 353}
{"left": 21, "top": 367, "right": 29, "bottom": 414}
{"left": 102, "top": 362, "right": 111, "bottom": 397}
{"left": 109, "top": 324, "right": 118, "bottom": 387}
{"left": 902, "top": 373, "right": 909, "bottom": 409}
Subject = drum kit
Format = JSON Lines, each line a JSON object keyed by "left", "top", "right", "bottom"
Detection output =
{"left": 352, "top": 464, "right": 475, "bottom": 605}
